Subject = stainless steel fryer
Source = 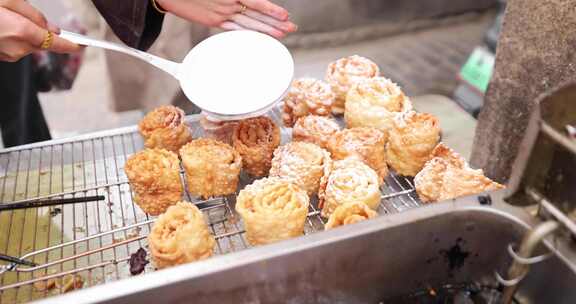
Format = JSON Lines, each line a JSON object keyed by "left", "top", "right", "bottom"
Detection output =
{"left": 1, "top": 80, "right": 576, "bottom": 303}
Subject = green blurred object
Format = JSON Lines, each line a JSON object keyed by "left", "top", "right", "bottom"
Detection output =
{"left": 459, "top": 46, "right": 495, "bottom": 93}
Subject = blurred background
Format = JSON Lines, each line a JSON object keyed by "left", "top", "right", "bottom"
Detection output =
{"left": 4, "top": 0, "right": 506, "bottom": 159}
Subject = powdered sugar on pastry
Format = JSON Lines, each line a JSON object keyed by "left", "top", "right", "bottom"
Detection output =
{"left": 414, "top": 143, "right": 504, "bottom": 203}
{"left": 325, "top": 55, "right": 380, "bottom": 114}
{"left": 270, "top": 141, "right": 332, "bottom": 195}
{"left": 292, "top": 115, "right": 340, "bottom": 149}
{"left": 327, "top": 127, "right": 388, "bottom": 182}
{"left": 319, "top": 159, "right": 380, "bottom": 218}
{"left": 386, "top": 111, "right": 440, "bottom": 176}
{"left": 282, "top": 78, "right": 335, "bottom": 127}
{"left": 345, "top": 76, "right": 412, "bottom": 134}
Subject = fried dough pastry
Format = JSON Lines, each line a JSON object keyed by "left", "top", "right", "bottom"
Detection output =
{"left": 325, "top": 55, "right": 380, "bottom": 114}
{"left": 324, "top": 202, "right": 378, "bottom": 230}
{"left": 236, "top": 177, "right": 309, "bottom": 245}
{"left": 292, "top": 115, "right": 340, "bottom": 150}
{"left": 138, "top": 105, "right": 192, "bottom": 152}
{"left": 319, "top": 159, "right": 380, "bottom": 218}
{"left": 124, "top": 148, "right": 182, "bottom": 215}
{"left": 344, "top": 77, "right": 412, "bottom": 133}
{"left": 282, "top": 78, "right": 335, "bottom": 127}
{"left": 386, "top": 111, "right": 441, "bottom": 176}
{"left": 232, "top": 116, "right": 281, "bottom": 177}
{"left": 269, "top": 142, "right": 332, "bottom": 195}
{"left": 199, "top": 115, "right": 239, "bottom": 145}
{"left": 414, "top": 144, "right": 505, "bottom": 203}
{"left": 326, "top": 127, "right": 388, "bottom": 182}
{"left": 148, "top": 202, "right": 215, "bottom": 269}
{"left": 180, "top": 138, "right": 242, "bottom": 199}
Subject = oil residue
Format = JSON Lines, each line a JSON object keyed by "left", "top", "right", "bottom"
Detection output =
{"left": 440, "top": 238, "right": 470, "bottom": 270}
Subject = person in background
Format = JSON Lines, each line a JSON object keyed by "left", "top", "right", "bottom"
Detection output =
{"left": 0, "top": 0, "right": 296, "bottom": 147}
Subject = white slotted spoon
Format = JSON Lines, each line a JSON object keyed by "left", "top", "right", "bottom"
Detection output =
{"left": 60, "top": 30, "right": 294, "bottom": 121}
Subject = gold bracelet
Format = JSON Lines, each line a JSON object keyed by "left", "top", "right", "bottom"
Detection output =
{"left": 151, "top": 0, "right": 167, "bottom": 14}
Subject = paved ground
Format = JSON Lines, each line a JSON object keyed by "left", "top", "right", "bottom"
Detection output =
{"left": 7, "top": 11, "right": 492, "bottom": 160}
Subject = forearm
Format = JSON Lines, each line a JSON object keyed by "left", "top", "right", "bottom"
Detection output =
{"left": 91, "top": 0, "right": 164, "bottom": 50}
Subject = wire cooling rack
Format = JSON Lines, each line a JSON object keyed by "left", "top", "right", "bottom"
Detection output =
{"left": 0, "top": 108, "right": 423, "bottom": 303}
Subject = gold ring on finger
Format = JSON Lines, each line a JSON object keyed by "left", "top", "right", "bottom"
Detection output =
{"left": 239, "top": 4, "right": 247, "bottom": 14}
{"left": 40, "top": 31, "right": 53, "bottom": 49}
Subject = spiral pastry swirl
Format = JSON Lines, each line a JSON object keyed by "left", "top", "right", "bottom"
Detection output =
{"left": 326, "top": 127, "right": 388, "bottom": 183}
{"left": 236, "top": 177, "right": 310, "bottom": 245}
{"left": 282, "top": 78, "right": 335, "bottom": 127}
{"left": 345, "top": 77, "right": 412, "bottom": 134}
{"left": 292, "top": 115, "right": 340, "bottom": 150}
{"left": 180, "top": 138, "right": 242, "bottom": 199}
{"left": 138, "top": 105, "right": 192, "bottom": 152}
{"left": 148, "top": 202, "right": 215, "bottom": 269}
{"left": 319, "top": 159, "right": 380, "bottom": 218}
{"left": 386, "top": 111, "right": 440, "bottom": 176}
{"left": 232, "top": 116, "right": 281, "bottom": 177}
{"left": 325, "top": 202, "right": 378, "bottom": 230}
{"left": 124, "top": 148, "right": 182, "bottom": 215}
{"left": 325, "top": 55, "right": 380, "bottom": 114}
{"left": 270, "top": 142, "right": 332, "bottom": 195}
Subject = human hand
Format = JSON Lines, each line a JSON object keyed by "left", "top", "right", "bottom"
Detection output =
{"left": 0, "top": 0, "right": 81, "bottom": 62}
{"left": 156, "top": 0, "right": 297, "bottom": 39}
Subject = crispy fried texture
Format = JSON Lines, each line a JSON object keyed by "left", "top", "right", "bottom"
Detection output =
{"left": 148, "top": 202, "right": 215, "bottom": 269}
{"left": 282, "top": 78, "right": 334, "bottom": 127}
{"left": 344, "top": 77, "right": 412, "bottom": 134}
{"left": 179, "top": 138, "right": 242, "bottom": 199}
{"left": 236, "top": 177, "right": 309, "bottom": 246}
{"left": 138, "top": 106, "right": 192, "bottom": 152}
{"left": 324, "top": 202, "right": 378, "bottom": 230}
{"left": 386, "top": 111, "right": 441, "bottom": 176}
{"left": 292, "top": 115, "right": 340, "bottom": 150}
{"left": 325, "top": 55, "right": 380, "bottom": 114}
{"left": 327, "top": 127, "right": 388, "bottom": 183}
{"left": 124, "top": 148, "right": 182, "bottom": 215}
{"left": 232, "top": 116, "right": 281, "bottom": 177}
{"left": 319, "top": 159, "right": 380, "bottom": 218}
{"left": 269, "top": 142, "right": 332, "bottom": 195}
{"left": 414, "top": 144, "right": 505, "bottom": 203}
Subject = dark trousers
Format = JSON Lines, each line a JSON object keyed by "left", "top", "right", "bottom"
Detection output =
{"left": 0, "top": 56, "right": 51, "bottom": 148}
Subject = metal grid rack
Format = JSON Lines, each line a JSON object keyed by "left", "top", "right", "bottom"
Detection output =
{"left": 0, "top": 109, "right": 423, "bottom": 303}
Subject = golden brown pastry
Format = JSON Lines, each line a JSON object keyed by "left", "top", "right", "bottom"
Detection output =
{"left": 124, "top": 148, "right": 182, "bottom": 215}
{"left": 269, "top": 142, "right": 332, "bottom": 195}
{"left": 326, "top": 127, "right": 388, "bottom": 182}
{"left": 319, "top": 159, "right": 380, "bottom": 218}
{"left": 282, "top": 78, "right": 335, "bottom": 127}
{"left": 325, "top": 55, "right": 380, "bottom": 114}
{"left": 236, "top": 177, "right": 309, "bottom": 246}
{"left": 138, "top": 105, "right": 192, "bottom": 152}
{"left": 148, "top": 202, "right": 215, "bottom": 269}
{"left": 324, "top": 202, "right": 378, "bottom": 230}
{"left": 232, "top": 116, "right": 281, "bottom": 177}
{"left": 414, "top": 144, "right": 505, "bottom": 203}
{"left": 344, "top": 77, "right": 412, "bottom": 133}
{"left": 292, "top": 115, "right": 340, "bottom": 150}
{"left": 179, "top": 138, "right": 242, "bottom": 199}
{"left": 199, "top": 115, "right": 239, "bottom": 145}
{"left": 386, "top": 111, "right": 441, "bottom": 176}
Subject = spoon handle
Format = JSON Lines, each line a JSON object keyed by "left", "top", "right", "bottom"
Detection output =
{"left": 59, "top": 30, "right": 180, "bottom": 78}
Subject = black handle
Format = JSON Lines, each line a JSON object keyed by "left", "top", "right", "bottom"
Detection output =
{"left": 0, "top": 195, "right": 106, "bottom": 211}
